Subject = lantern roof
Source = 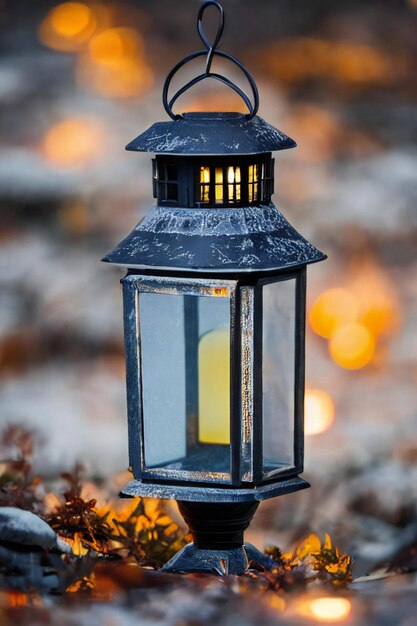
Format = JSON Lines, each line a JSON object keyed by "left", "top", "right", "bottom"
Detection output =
{"left": 103, "top": 1, "right": 326, "bottom": 273}
{"left": 102, "top": 203, "right": 325, "bottom": 272}
{"left": 125, "top": 112, "right": 296, "bottom": 156}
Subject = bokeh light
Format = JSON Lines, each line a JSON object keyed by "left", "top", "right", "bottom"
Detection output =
{"left": 329, "top": 322, "right": 375, "bottom": 370}
{"left": 87, "top": 27, "right": 144, "bottom": 64}
{"left": 308, "top": 597, "right": 352, "bottom": 622}
{"left": 39, "top": 2, "right": 98, "bottom": 52}
{"left": 310, "top": 288, "right": 360, "bottom": 339}
{"left": 305, "top": 389, "right": 335, "bottom": 435}
{"left": 42, "top": 118, "right": 105, "bottom": 168}
{"left": 77, "top": 27, "right": 153, "bottom": 99}
{"left": 350, "top": 259, "right": 400, "bottom": 338}
{"left": 263, "top": 38, "right": 398, "bottom": 87}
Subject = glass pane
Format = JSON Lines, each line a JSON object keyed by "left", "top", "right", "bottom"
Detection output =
{"left": 166, "top": 183, "right": 178, "bottom": 201}
{"left": 165, "top": 163, "right": 177, "bottom": 181}
{"left": 139, "top": 292, "right": 186, "bottom": 468}
{"left": 262, "top": 279, "right": 296, "bottom": 475}
{"left": 139, "top": 290, "right": 231, "bottom": 477}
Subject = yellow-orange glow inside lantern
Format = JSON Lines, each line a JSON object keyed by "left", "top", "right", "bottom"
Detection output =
{"left": 248, "top": 164, "right": 259, "bottom": 202}
{"left": 227, "top": 166, "right": 241, "bottom": 201}
{"left": 198, "top": 328, "right": 230, "bottom": 445}
{"left": 215, "top": 167, "right": 223, "bottom": 203}
{"left": 200, "top": 166, "right": 210, "bottom": 202}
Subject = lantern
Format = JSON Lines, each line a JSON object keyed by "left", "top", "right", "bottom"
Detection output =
{"left": 103, "top": 1, "right": 326, "bottom": 575}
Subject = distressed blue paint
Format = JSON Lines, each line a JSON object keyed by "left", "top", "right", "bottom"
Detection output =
{"left": 103, "top": 203, "right": 326, "bottom": 271}
{"left": 122, "top": 281, "right": 143, "bottom": 477}
{"left": 125, "top": 113, "right": 296, "bottom": 155}
{"left": 120, "top": 476, "right": 310, "bottom": 502}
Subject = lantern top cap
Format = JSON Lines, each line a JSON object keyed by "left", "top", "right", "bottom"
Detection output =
{"left": 125, "top": 114, "right": 296, "bottom": 156}
{"left": 126, "top": 1, "right": 296, "bottom": 156}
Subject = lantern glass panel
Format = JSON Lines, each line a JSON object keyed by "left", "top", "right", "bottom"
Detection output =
{"left": 262, "top": 278, "right": 296, "bottom": 475}
{"left": 138, "top": 290, "right": 231, "bottom": 477}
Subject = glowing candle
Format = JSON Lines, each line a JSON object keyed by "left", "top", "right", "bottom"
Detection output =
{"left": 198, "top": 327, "right": 230, "bottom": 444}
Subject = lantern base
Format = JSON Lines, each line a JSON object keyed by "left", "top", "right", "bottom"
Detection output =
{"left": 120, "top": 476, "right": 310, "bottom": 502}
{"left": 160, "top": 501, "right": 274, "bottom": 575}
{"left": 161, "top": 541, "right": 274, "bottom": 575}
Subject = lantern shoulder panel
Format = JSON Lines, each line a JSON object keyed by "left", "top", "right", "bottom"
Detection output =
{"left": 102, "top": 203, "right": 326, "bottom": 272}
{"left": 125, "top": 113, "right": 296, "bottom": 155}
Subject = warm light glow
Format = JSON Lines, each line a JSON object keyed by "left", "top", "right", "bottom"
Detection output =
{"left": 227, "top": 166, "right": 241, "bottom": 201}
{"left": 305, "top": 389, "right": 335, "bottom": 435}
{"left": 308, "top": 597, "right": 352, "bottom": 622}
{"left": 212, "top": 287, "right": 228, "bottom": 297}
{"left": 87, "top": 27, "right": 144, "bottom": 65}
{"left": 201, "top": 166, "right": 210, "bottom": 184}
{"left": 329, "top": 322, "right": 375, "bottom": 370}
{"left": 248, "top": 164, "right": 259, "bottom": 202}
{"left": 75, "top": 23, "right": 153, "bottom": 99}
{"left": 215, "top": 167, "right": 223, "bottom": 203}
{"left": 39, "top": 2, "right": 97, "bottom": 52}
{"left": 198, "top": 328, "right": 230, "bottom": 445}
{"left": 264, "top": 37, "right": 399, "bottom": 86}
{"left": 5, "top": 592, "right": 30, "bottom": 608}
{"left": 199, "top": 166, "right": 210, "bottom": 202}
{"left": 310, "top": 288, "right": 360, "bottom": 339}
{"left": 350, "top": 258, "right": 400, "bottom": 338}
{"left": 42, "top": 118, "right": 104, "bottom": 168}
{"left": 77, "top": 56, "right": 153, "bottom": 99}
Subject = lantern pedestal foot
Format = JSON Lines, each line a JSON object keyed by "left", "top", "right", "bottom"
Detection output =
{"left": 161, "top": 541, "right": 275, "bottom": 575}
{"left": 160, "top": 500, "right": 274, "bottom": 575}
{"left": 161, "top": 542, "right": 249, "bottom": 575}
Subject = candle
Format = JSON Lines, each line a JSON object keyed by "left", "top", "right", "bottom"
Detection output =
{"left": 198, "top": 327, "right": 230, "bottom": 444}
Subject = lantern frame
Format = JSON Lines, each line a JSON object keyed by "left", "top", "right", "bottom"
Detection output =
{"left": 121, "top": 266, "right": 308, "bottom": 503}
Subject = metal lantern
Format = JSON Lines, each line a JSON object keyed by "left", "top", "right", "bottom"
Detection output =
{"left": 103, "top": 1, "right": 326, "bottom": 575}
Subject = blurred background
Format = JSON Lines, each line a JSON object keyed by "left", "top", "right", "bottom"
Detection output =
{"left": 0, "top": 0, "right": 416, "bottom": 579}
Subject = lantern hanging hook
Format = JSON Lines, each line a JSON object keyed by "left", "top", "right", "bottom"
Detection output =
{"left": 162, "top": 0, "right": 259, "bottom": 121}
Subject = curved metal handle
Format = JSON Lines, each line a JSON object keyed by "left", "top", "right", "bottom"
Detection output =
{"left": 162, "top": 1, "right": 259, "bottom": 121}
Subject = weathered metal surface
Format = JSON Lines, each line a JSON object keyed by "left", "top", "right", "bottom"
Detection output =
{"left": 161, "top": 541, "right": 275, "bottom": 575}
{"left": 120, "top": 476, "right": 310, "bottom": 502}
{"left": 240, "top": 287, "right": 255, "bottom": 482}
{"left": 162, "top": 1, "right": 260, "bottom": 122}
{"left": 103, "top": 202, "right": 326, "bottom": 272}
{"left": 126, "top": 113, "right": 296, "bottom": 155}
